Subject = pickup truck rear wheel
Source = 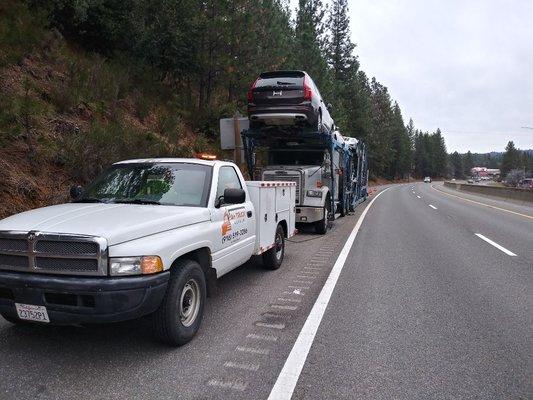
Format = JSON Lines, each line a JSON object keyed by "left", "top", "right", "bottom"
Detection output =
{"left": 152, "top": 260, "right": 206, "bottom": 346}
{"left": 262, "top": 224, "right": 285, "bottom": 270}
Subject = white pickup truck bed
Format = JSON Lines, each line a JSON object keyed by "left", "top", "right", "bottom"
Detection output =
{"left": 247, "top": 181, "right": 296, "bottom": 255}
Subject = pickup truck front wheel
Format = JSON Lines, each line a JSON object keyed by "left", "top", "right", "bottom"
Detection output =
{"left": 262, "top": 224, "right": 285, "bottom": 270}
{"left": 152, "top": 260, "right": 206, "bottom": 346}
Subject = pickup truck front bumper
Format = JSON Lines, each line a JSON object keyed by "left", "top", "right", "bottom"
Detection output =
{"left": 0, "top": 270, "right": 169, "bottom": 324}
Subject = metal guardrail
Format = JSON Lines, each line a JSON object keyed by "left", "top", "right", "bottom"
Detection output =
{"left": 443, "top": 182, "right": 533, "bottom": 203}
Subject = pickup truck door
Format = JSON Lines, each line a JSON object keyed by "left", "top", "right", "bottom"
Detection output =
{"left": 211, "top": 166, "right": 256, "bottom": 277}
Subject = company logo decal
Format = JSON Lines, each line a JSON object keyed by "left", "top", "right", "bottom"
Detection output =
{"left": 221, "top": 208, "right": 247, "bottom": 244}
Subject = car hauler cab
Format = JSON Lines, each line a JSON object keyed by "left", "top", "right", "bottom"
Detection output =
{"left": 242, "top": 126, "right": 368, "bottom": 234}
{"left": 0, "top": 158, "right": 295, "bottom": 346}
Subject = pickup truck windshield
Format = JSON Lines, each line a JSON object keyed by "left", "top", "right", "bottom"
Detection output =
{"left": 78, "top": 163, "right": 212, "bottom": 207}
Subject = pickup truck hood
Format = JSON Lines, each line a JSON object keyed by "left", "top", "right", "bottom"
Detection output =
{"left": 0, "top": 203, "right": 210, "bottom": 245}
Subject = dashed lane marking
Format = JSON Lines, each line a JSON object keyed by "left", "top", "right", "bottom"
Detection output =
{"left": 224, "top": 361, "right": 260, "bottom": 372}
{"left": 255, "top": 322, "right": 285, "bottom": 330}
{"left": 208, "top": 379, "right": 247, "bottom": 392}
{"left": 475, "top": 233, "right": 517, "bottom": 256}
{"left": 247, "top": 333, "right": 278, "bottom": 342}
{"left": 262, "top": 312, "right": 292, "bottom": 319}
{"left": 236, "top": 346, "right": 270, "bottom": 355}
{"left": 431, "top": 184, "right": 533, "bottom": 220}
{"left": 429, "top": 204, "right": 437, "bottom": 210}
{"left": 417, "top": 195, "right": 421, "bottom": 199}
{"left": 271, "top": 304, "right": 298, "bottom": 311}
{"left": 277, "top": 298, "right": 302, "bottom": 303}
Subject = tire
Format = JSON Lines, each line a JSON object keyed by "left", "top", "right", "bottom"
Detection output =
{"left": 339, "top": 195, "right": 349, "bottom": 217}
{"left": 152, "top": 259, "right": 206, "bottom": 346}
{"left": 315, "top": 200, "right": 330, "bottom": 235}
{"left": 262, "top": 224, "right": 285, "bottom": 270}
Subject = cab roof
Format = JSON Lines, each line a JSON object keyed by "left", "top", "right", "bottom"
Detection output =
{"left": 114, "top": 158, "right": 232, "bottom": 167}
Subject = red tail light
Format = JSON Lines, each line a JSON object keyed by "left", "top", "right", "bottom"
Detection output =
{"left": 303, "top": 76, "right": 313, "bottom": 101}
{"left": 247, "top": 77, "right": 259, "bottom": 102}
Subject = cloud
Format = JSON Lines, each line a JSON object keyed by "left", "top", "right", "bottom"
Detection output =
{"left": 290, "top": 0, "right": 533, "bottom": 152}
{"left": 347, "top": 0, "right": 533, "bottom": 152}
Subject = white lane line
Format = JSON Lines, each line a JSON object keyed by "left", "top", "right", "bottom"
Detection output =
{"left": 267, "top": 187, "right": 391, "bottom": 400}
{"left": 416, "top": 195, "right": 421, "bottom": 199}
{"left": 236, "top": 346, "right": 270, "bottom": 355}
{"left": 475, "top": 233, "right": 517, "bottom": 256}
{"left": 247, "top": 333, "right": 278, "bottom": 342}
{"left": 255, "top": 322, "right": 285, "bottom": 330}
{"left": 429, "top": 204, "right": 437, "bottom": 210}
{"left": 224, "top": 361, "right": 260, "bottom": 372}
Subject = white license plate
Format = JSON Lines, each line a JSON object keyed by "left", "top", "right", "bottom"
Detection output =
{"left": 15, "top": 303, "right": 50, "bottom": 323}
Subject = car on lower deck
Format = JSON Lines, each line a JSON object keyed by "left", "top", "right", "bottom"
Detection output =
{"left": 247, "top": 70, "right": 334, "bottom": 133}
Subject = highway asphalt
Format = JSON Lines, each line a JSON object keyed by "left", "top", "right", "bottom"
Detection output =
{"left": 0, "top": 183, "right": 530, "bottom": 399}
{"left": 292, "top": 182, "right": 531, "bottom": 399}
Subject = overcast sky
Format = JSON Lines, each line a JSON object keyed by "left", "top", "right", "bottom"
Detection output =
{"left": 290, "top": 0, "right": 533, "bottom": 153}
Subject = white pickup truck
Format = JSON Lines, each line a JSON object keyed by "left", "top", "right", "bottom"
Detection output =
{"left": 0, "top": 158, "right": 296, "bottom": 345}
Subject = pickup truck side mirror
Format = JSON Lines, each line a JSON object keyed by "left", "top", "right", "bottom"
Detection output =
{"left": 70, "top": 185, "right": 83, "bottom": 200}
{"left": 222, "top": 188, "right": 245, "bottom": 205}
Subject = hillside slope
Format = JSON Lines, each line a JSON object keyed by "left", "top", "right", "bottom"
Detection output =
{"left": 0, "top": 1, "right": 215, "bottom": 219}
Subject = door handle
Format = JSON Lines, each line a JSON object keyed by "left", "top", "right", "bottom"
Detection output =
{"left": 247, "top": 211, "right": 253, "bottom": 218}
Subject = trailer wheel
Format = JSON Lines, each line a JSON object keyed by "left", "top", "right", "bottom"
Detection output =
{"left": 315, "top": 201, "right": 330, "bottom": 234}
{"left": 262, "top": 224, "right": 285, "bottom": 270}
{"left": 339, "top": 196, "right": 349, "bottom": 217}
{"left": 152, "top": 259, "right": 206, "bottom": 346}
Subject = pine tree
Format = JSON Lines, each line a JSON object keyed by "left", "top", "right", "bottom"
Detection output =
{"left": 463, "top": 151, "right": 474, "bottom": 177}
{"left": 450, "top": 151, "right": 464, "bottom": 179}
{"left": 293, "top": 0, "right": 330, "bottom": 92}
{"left": 324, "top": 0, "right": 359, "bottom": 131}
{"left": 326, "top": 0, "right": 358, "bottom": 82}
{"left": 501, "top": 141, "right": 522, "bottom": 177}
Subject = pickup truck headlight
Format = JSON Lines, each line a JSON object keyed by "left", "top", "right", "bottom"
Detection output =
{"left": 110, "top": 256, "right": 163, "bottom": 276}
{"left": 306, "top": 189, "right": 322, "bottom": 198}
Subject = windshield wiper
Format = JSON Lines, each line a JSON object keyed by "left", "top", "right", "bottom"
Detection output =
{"left": 113, "top": 199, "right": 162, "bottom": 205}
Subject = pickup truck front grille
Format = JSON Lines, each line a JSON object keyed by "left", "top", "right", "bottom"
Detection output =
{"left": 35, "top": 240, "right": 99, "bottom": 256}
{"left": 0, "top": 254, "right": 29, "bottom": 269}
{"left": 263, "top": 171, "right": 301, "bottom": 204}
{"left": 0, "top": 231, "right": 108, "bottom": 276}
{"left": 0, "top": 238, "right": 28, "bottom": 252}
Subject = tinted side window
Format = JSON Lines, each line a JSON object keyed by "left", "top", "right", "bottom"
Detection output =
{"left": 216, "top": 167, "right": 242, "bottom": 199}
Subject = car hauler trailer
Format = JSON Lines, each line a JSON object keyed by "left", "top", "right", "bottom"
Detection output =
{"left": 242, "top": 125, "right": 368, "bottom": 234}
